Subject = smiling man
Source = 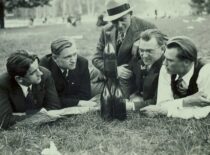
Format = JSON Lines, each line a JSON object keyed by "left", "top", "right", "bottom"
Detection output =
{"left": 91, "top": 0, "right": 156, "bottom": 98}
{"left": 0, "top": 50, "right": 61, "bottom": 129}
{"left": 141, "top": 36, "right": 210, "bottom": 118}
{"left": 128, "top": 29, "right": 168, "bottom": 110}
{"left": 40, "top": 37, "right": 96, "bottom": 108}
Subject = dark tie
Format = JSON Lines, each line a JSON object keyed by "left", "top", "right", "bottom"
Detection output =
{"left": 116, "top": 30, "right": 124, "bottom": 52}
{"left": 25, "top": 87, "right": 36, "bottom": 114}
{"left": 63, "top": 69, "right": 69, "bottom": 79}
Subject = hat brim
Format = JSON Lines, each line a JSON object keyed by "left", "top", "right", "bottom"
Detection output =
{"left": 104, "top": 7, "right": 133, "bottom": 22}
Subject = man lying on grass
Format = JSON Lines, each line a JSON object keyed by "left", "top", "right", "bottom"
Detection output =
{"left": 40, "top": 37, "right": 97, "bottom": 108}
{"left": 127, "top": 29, "right": 168, "bottom": 111}
{"left": 141, "top": 36, "right": 210, "bottom": 119}
{"left": 0, "top": 50, "right": 61, "bottom": 129}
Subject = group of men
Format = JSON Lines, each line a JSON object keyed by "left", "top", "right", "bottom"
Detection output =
{"left": 1, "top": 0, "right": 210, "bottom": 129}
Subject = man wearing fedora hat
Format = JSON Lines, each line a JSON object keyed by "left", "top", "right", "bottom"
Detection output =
{"left": 91, "top": 0, "right": 156, "bottom": 98}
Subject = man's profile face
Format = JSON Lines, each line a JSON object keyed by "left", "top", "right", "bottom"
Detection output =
{"left": 111, "top": 13, "right": 131, "bottom": 32}
{"left": 22, "top": 59, "right": 43, "bottom": 85}
{"left": 55, "top": 45, "right": 78, "bottom": 70}
{"left": 138, "top": 37, "right": 163, "bottom": 66}
{"left": 164, "top": 48, "right": 185, "bottom": 75}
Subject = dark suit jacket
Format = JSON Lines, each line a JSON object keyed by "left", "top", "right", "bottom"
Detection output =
{"left": 40, "top": 54, "right": 91, "bottom": 107}
{"left": 131, "top": 55, "right": 164, "bottom": 110}
{"left": 0, "top": 67, "right": 61, "bottom": 129}
{"left": 92, "top": 16, "right": 156, "bottom": 72}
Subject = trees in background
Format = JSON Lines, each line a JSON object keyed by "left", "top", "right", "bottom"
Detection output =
{"left": 190, "top": 0, "right": 210, "bottom": 15}
{"left": 0, "top": 0, "right": 51, "bottom": 29}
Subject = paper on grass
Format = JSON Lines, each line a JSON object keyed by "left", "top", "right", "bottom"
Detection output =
{"left": 41, "top": 141, "right": 62, "bottom": 155}
{"left": 47, "top": 106, "right": 100, "bottom": 116}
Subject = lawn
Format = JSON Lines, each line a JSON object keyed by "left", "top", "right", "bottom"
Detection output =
{"left": 0, "top": 16, "right": 210, "bottom": 155}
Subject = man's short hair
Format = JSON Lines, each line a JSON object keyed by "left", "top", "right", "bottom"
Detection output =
{"left": 166, "top": 36, "right": 198, "bottom": 62}
{"left": 140, "top": 29, "right": 168, "bottom": 47}
{"left": 51, "top": 37, "right": 75, "bottom": 55}
{"left": 6, "top": 50, "right": 39, "bottom": 78}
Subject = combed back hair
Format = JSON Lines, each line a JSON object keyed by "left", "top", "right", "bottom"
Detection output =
{"left": 166, "top": 36, "right": 198, "bottom": 62}
{"left": 140, "top": 29, "right": 168, "bottom": 47}
{"left": 51, "top": 37, "right": 75, "bottom": 56}
{"left": 6, "top": 50, "right": 39, "bottom": 78}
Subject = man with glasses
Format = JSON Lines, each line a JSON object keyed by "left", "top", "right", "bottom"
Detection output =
{"left": 91, "top": 0, "right": 156, "bottom": 98}
{"left": 127, "top": 29, "right": 168, "bottom": 110}
{"left": 40, "top": 37, "right": 97, "bottom": 108}
{"left": 0, "top": 50, "right": 61, "bottom": 129}
{"left": 141, "top": 36, "right": 210, "bottom": 119}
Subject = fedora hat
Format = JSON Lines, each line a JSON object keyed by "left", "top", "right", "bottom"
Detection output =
{"left": 104, "top": 0, "right": 133, "bottom": 22}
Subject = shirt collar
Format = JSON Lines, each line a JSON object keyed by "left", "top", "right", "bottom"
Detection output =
{"left": 18, "top": 83, "right": 32, "bottom": 97}
{"left": 176, "top": 64, "right": 194, "bottom": 86}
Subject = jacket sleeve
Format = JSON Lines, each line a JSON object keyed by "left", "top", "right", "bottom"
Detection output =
{"left": 0, "top": 85, "right": 17, "bottom": 129}
{"left": 43, "top": 70, "right": 61, "bottom": 110}
{"left": 61, "top": 60, "right": 91, "bottom": 107}
{"left": 92, "top": 28, "right": 106, "bottom": 73}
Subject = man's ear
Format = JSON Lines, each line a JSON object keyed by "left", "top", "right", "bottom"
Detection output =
{"left": 14, "top": 76, "right": 23, "bottom": 83}
{"left": 183, "top": 59, "right": 192, "bottom": 67}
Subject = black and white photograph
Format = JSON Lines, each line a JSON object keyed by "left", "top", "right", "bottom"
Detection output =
{"left": 0, "top": 0, "right": 210, "bottom": 154}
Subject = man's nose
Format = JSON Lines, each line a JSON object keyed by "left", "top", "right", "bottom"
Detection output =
{"left": 37, "top": 69, "right": 43, "bottom": 76}
{"left": 163, "top": 59, "right": 167, "bottom": 66}
{"left": 117, "top": 22, "right": 123, "bottom": 29}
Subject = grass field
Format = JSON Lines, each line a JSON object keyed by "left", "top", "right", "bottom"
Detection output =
{"left": 0, "top": 16, "right": 210, "bottom": 155}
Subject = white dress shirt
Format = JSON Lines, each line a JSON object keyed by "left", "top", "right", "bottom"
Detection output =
{"left": 18, "top": 84, "right": 32, "bottom": 97}
{"left": 156, "top": 63, "right": 210, "bottom": 119}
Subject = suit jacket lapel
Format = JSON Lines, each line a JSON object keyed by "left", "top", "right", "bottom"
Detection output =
{"left": 10, "top": 81, "right": 26, "bottom": 112}
{"left": 118, "top": 18, "right": 140, "bottom": 64}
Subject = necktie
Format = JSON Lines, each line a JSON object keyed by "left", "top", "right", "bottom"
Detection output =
{"left": 63, "top": 69, "right": 69, "bottom": 79}
{"left": 25, "top": 87, "right": 36, "bottom": 114}
{"left": 175, "top": 77, "right": 188, "bottom": 96}
{"left": 117, "top": 30, "right": 124, "bottom": 46}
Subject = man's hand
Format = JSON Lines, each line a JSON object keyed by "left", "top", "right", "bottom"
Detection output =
{"left": 78, "top": 100, "right": 98, "bottom": 107}
{"left": 117, "top": 64, "right": 133, "bottom": 79}
{"left": 183, "top": 92, "right": 210, "bottom": 107}
{"left": 140, "top": 105, "right": 167, "bottom": 117}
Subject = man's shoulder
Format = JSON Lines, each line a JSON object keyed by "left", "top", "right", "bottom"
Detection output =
{"left": 0, "top": 72, "right": 12, "bottom": 88}
{"left": 77, "top": 55, "right": 88, "bottom": 65}
{"left": 40, "top": 54, "right": 52, "bottom": 68}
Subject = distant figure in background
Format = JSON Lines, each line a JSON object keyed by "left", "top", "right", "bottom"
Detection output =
{"left": 29, "top": 17, "right": 34, "bottom": 27}
{"left": 0, "top": 50, "right": 61, "bottom": 129}
{"left": 155, "top": 9, "right": 158, "bottom": 20}
{"left": 40, "top": 37, "right": 97, "bottom": 108}
{"left": 67, "top": 13, "right": 81, "bottom": 27}
{"left": 96, "top": 12, "right": 108, "bottom": 27}
{"left": 42, "top": 17, "right": 48, "bottom": 24}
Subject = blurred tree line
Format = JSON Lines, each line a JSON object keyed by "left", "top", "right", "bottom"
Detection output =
{"left": 190, "top": 0, "right": 210, "bottom": 15}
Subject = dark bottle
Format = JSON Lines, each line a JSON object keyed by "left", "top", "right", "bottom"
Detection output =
{"left": 113, "top": 81, "right": 127, "bottom": 120}
{"left": 100, "top": 80, "right": 113, "bottom": 121}
{"left": 104, "top": 32, "right": 117, "bottom": 79}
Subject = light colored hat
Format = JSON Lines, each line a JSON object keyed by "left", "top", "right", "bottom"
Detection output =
{"left": 104, "top": 0, "right": 133, "bottom": 22}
